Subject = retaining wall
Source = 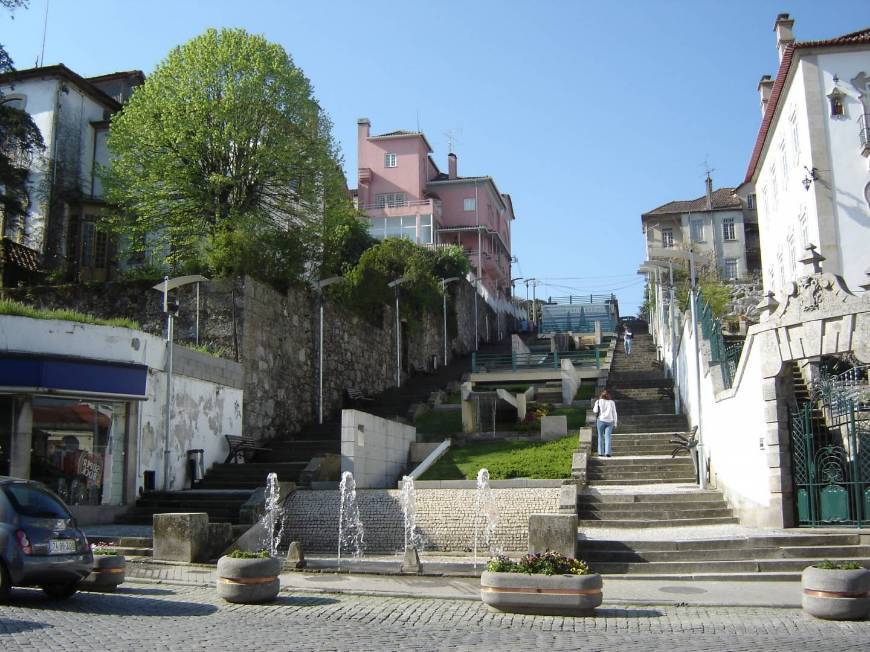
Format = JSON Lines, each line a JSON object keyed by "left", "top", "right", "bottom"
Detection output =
{"left": 283, "top": 487, "right": 561, "bottom": 554}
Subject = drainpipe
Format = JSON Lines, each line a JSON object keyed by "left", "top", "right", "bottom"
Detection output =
{"left": 689, "top": 252, "right": 706, "bottom": 489}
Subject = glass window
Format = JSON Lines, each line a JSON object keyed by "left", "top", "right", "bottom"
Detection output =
{"left": 690, "top": 220, "right": 704, "bottom": 242}
{"left": 420, "top": 225, "right": 432, "bottom": 244}
{"left": 746, "top": 193, "right": 756, "bottom": 209}
{"left": 384, "top": 153, "right": 397, "bottom": 168}
{"left": 661, "top": 227, "right": 674, "bottom": 248}
{"left": 384, "top": 217, "right": 402, "bottom": 237}
{"left": 789, "top": 110, "right": 800, "bottom": 160}
{"left": 798, "top": 211, "right": 808, "bottom": 248}
{"left": 375, "top": 193, "right": 405, "bottom": 208}
{"left": 463, "top": 197, "right": 476, "bottom": 212}
{"left": 30, "top": 398, "right": 129, "bottom": 506}
{"left": 779, "top": 141, "right": 789, "bottom": 177}
{"left": 723, "top": 259, "right": 738, "bottom": 280}
{"left": 722, "top": 217, "right": 736, "bottom": 241}
{"left": 2, "top": 484, "right": 71, "bottom": 519}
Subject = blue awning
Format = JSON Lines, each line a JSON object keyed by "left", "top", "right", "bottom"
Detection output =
{"left": 0, "top": 354, "right": 148, "bottom": 399}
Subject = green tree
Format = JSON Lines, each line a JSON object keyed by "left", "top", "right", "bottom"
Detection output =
{"left": 0, "top": 0, "right": 45, "bottom": 243}
{"left": 103, "top": 28, "right": 356, "bottom": 288}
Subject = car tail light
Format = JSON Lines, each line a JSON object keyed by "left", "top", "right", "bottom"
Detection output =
{"left": 16, "top": 529, "right": 32, "bottom": 555}
{"left": 80, "top": 533, "right": 90, "bottom": 553}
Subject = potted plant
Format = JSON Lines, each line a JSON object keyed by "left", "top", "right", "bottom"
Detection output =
{"left": 802, "top": 560, "right": 870, "bottom": 621}
{"left": 80, "top": 542, "right": 126, "bottom": 592}
{"left": 216, "top": 550, "right": 281, "bottom": 604}
{"left": 480, "top": 551, "right": 602, "bottom": 616}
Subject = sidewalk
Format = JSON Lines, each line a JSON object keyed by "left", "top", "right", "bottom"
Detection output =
{"left": 123, "top": 558, "right": 803, "bottom": 608}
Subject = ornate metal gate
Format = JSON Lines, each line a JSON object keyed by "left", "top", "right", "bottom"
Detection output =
{"left": 791, "top": 365, "right": 869, "bottom": 527}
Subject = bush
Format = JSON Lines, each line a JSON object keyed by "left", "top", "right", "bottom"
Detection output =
{"left": 487, "top": 551, "right": 591, "bottom": 576}
{"left": 814, "top": 560, "right": 864, "bottom": 570}
{"left": 227, "top": 549, "right": 270, "bottom": 559}
{"left": 0, "top": 299, "right": 140, "bottom": 330}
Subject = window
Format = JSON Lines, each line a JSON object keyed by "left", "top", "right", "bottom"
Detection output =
{"left": 779, "top": 141, "right": 789, "bottom": 177}
{"left": 419, "top": 214, "right": 432, "bottom": 244}
{"left": 777, "top": 250, "right": 785, "bottom": 289}
{"left": 374, "top": 192, "right": 406, "bottom": 208}
{"left": 722, "top": 217, "right": 736, "bottom": 241}
{"left": 770, "top": 166, "right": 779, "bottom": 206}
{"left": 723, "top": 259, "right": 738, "bottom": 280}
{"left": 786, "top": 230, "right": 796, "bottom": 274}
{"left": 384, "top": 153, "right": 397, "bottom": 168}
{"left": 661, "top": 227, "right": 674, "bottom": 248}
{"left": 690, "top": 219, "right": 704, "bottom": 242}
{"left": 746, "top": 193, "right": 756, "bottom": 209}
{"left": 798, "top": 210, "right": 809, "bottom": 248}
{"left": 789, "top": 110, "right": 800, "bottom": 160}
{"left": 463, "top": 197, "right": 476, "bottom": 212}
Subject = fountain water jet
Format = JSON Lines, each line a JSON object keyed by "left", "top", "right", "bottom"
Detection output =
{"left": 472, "top": 468, "right": 499, "bottom": 566}
{"left": 337, "top": 471, "right": 365, "bottom": 565}
{"left": 263, "top": 472, "right": 284, "bottom": 557}
{"left": 400, "top": 475, "right": 423, "bottom": 573}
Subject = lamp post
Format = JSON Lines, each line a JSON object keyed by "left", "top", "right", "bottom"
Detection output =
{"left": 311, "top": 276, "right": 345, "bottom": 424}
{"left": 441, "top": 277, "right": 460, "bottom": 366}
{"left": 151, "top": 274, "right": 209, "bottom": 491}
{"left": 647, "top": 246, "right": 705, "bottom": 489}
{"left": 388, "top": 276, "right": 409, "bottom": 387}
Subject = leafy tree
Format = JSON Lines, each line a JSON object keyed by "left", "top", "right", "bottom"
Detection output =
{"left": 0, "top": 0, "right": 44, "bottom": 242}
{"left": 103, "top": 28, "right": 356, "bottom": 287}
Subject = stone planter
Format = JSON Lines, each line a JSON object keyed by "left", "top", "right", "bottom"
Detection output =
{"left": 480, "top": 571, "right": 603, "bottom": 616}
{"left": 801, "top": 565, "right": 870, "bottom": 621}
{"left": 216, "top": 556, "right": 281, "bottom": 604}
{"left": 80, "top": 555, "right": 126, "bottom": 592}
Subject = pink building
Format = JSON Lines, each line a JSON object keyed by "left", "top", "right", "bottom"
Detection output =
{"left": 353, "top": 119, "right": 515, "bottom": 302}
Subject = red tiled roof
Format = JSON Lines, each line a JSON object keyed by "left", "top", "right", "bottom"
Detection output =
{"left": 642, "top": 188, "right": 742, "bottom": 217}
{"left": 743, "top": 27, "right": 870, "bottom": 183}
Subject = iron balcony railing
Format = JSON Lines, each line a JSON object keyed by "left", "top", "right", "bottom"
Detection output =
{"left": 359, "top": 199, "right": 434, "bottom": 211}
{"left": 471, "top": 349, "right": 601, "bottom": 373}
{"left": 547, "top": 294, "right": 616, "bottom": 305}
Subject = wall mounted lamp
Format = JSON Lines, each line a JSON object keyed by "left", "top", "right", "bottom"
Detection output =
{"left": 801, "top": 166, "right": 819, "bottom": 191}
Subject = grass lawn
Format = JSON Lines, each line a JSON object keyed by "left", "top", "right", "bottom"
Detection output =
{"left": 417, "top": 434, "right": 576, "bottom": 480}
{"left": 549, "top": 406, "right": 587, "bottom": 429}
{"left": 414, "top": 409, "right": 462, "bottom": 436}
{"left": 576, "top": 384, "right": 596, "bottom": 400}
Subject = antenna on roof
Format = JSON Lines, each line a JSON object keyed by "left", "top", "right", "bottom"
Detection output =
{"left": 700, "top": 157, "right": 715, "bottom": 180}
{"left": 416, "top": 109, "right": 420, "bottom": 133}
{"left": 38, "top": 0, "right": 50, "bottom": 67}
{"left": 444, "top": 127, "right": 462, "bottom": 154}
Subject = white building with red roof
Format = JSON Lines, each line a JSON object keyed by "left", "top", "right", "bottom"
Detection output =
{"left": 739, "top": 14, "right": 870, "bottom": 296}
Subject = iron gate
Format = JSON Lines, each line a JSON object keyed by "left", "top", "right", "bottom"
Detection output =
{"left": 790, "top": 365, "right": 869, "bottom": 527}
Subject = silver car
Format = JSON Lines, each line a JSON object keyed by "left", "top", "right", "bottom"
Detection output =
{"left": 0, "top": 477, "right": 93, "bottom": 600}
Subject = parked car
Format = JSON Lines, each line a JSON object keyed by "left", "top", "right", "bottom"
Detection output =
{"left": 0, "top": 477, "right": 93, "bottom": 600}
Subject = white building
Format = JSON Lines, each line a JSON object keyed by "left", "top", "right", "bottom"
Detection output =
{"left": 0, "top": 65, "right": 143, "bottom": 283}
{"left": 739, "top": 15, "right": 870, "bottom": 296}
{"left": 641, "top": 176, "right": 760, "bottom": 280}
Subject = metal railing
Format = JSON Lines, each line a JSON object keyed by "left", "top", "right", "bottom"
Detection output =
{"left": 696, "top": 290, "right": 743, "bottom": 389}
{"left": 538, "top": 315, "right": 617, "bottom": 334}
{"left": 471, "top": 349, "right": 601, "bottom": 373}
{"left": 547, "top": 294, "right": 616, "bottom": 305}
{"left": 359, "top": 199, "right": 434, "bottom": 211}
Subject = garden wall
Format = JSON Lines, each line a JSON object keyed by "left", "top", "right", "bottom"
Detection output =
{"left": 283, "top": 487, "right": 561, "bottom": 554}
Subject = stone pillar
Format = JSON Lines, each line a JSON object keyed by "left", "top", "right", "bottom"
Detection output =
{"left": 10, "top": 397, "right": 32, "bottom": 479}
{"left": 594, "top": 320, "right": 602, "bottom": 345}
{"left": 528, "top": 513, "right": 577, "bottom": 558}
{"left": 153, "top": 512, "right": 210, "bottom": 562}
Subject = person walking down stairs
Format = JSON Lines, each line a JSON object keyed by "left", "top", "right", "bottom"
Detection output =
{"left": 592, "top": 390, "right": 618, "bottom": 458}
{"left": 623, "top": 325, "right": 633, "bottom": 355}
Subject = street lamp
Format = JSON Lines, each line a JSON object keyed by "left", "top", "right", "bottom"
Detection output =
{"left": 441, "top": 277, "right": 460, "bottom": 366}
{"left": 388, "top": 276, "right": 409, "bottom": 387}
{"left": 311, "top": 276, "right": 345, "bottom": 424}
{"left": 647, "top": 246, "right": 705, "bottom": 489}
{"left": 151, "top": 274, "right": 209, "bottom": 491}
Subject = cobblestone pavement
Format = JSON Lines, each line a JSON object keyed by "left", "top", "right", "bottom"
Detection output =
{"left": 0, "top": 583, "right": 867, "bottom": 651}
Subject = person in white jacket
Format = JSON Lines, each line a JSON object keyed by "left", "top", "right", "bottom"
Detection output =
{"left": 592, "top": 389, "right": 618, "bottom": 457}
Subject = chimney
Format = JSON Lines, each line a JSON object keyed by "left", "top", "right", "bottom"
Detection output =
{"left": 357, "top": 117, "right": 371, "bottom": 142}
{"left": 758, "top": 75, "right": 774, "bottom": 117}
{"left": 448, "top": 152, "right": 457, "bottom": 180}
{"left": 705, "top": 174, "right": 713, "bottom": 211}
{"left": 774, "top": 13, "right": 795, "bottom": 63}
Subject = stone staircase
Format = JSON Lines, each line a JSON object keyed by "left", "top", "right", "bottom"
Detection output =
{"left": 577, "top": 331, "right": 870, "bottom": 578}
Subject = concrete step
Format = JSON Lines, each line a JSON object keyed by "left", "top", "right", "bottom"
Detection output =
{"left": 578, "top": 507, "right": 735, "bottom": 520}
{"left": 588, "top": 557, "right": 870, "bottom": 575}
{"left": 580, "top": 491, "right": 723, "bottom": 504}
{"left": 578, "top": 516, "right": 740, "bottom": 528}
{"left": 586, "top": 477, "right": 698, "bottom": 485}
{"left": 577, "top": 534, "right": 863, "bottom": 550}
{"left": 588, "top": 456, "right": 694, "bottom": 468}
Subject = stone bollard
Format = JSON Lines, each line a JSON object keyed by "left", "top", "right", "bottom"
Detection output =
{"left": 287, "top": 541, "right": 306, "bottom": 569}
{"left": 153, "top": 513, "right": 209, "bottom": 563}
{"left": 528, "top": 513, "right": 578, "bottom": 559}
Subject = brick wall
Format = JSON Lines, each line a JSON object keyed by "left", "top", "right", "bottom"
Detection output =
{"left": 283, "top": 487, "right": 561, "bottom": 554}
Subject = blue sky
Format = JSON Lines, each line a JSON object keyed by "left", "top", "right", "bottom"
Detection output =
{"left": 4, "top": 1, "right": 868, "bottom": 313}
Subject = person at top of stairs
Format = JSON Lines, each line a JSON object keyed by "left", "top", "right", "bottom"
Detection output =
{"left": 593, "top": 389, "right": 618, "bottom": 458}
{"left": 623, "top": 325, "right": 633, "bottom": 355}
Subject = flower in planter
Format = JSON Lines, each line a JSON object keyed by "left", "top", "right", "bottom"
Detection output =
{"left": 487, "top": 551, "right": 591, "bottom": 576}
{"left": 90, "top": 541, "right": 120, "bottom": 556}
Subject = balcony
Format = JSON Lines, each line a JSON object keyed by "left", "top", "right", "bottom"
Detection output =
{"left": 860, "top": 114, "right": 870, "bottom": 158}
{"left": 359, "top": 198, "right": 441, "bottom": 220}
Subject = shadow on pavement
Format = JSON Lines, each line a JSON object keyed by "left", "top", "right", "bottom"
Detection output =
{"left": 595, "top": 608, "right": 664, "bottom": 618}
{"left": 111, "top": 586, "right": 175, "bottom": 596}
{"left": 0, "top": 619, "right": 51, "bottom": 634}
{"left": 273, "top": 595, "right": 339, "bottom": 607}
{"left": 8, "top": 588, "right": 218, "bottom": 617}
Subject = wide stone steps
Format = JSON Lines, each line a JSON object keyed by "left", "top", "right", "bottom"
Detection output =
{"left": 116, "top": 490, "right": 253, "bottom": 525}
{"left": 587, "top": 557, "right": 870, "bottom": 576}
{"left": 614, "top": 400, "right": 675, "bottom": 415}
{"left": 578, "top": 516, "right": 739, "bottom": 527}
{"left": 585, "top": 476, "right": 698, "bottom": 486}
{"left": 616, "top": 415, "right": 688, "bottom": 430}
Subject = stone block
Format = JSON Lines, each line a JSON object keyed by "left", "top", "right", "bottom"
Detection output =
{"left": 571, "top": 451, "right": 587, "bottom": 484}
{"left": 529, "top": 513, "right": 577, "bottom": 558}
{"left": 577, "top": 427, "right": 593, "bottom": 451}
{"left": 540, "top": 415, "right": 568, "bottom": 441}
{"left": 153, "top": 512, "right": 209, "bottom": 562}
{"left": 558, "top": 484, "right": 577, "bottom": 512}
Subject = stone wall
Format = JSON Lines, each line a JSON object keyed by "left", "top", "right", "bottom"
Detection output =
{"left": 725, "top": 277, "right": 764, "bottom": 322}
{"left": 283, "top": 487, "right": 560, "bottom": 554}
{"left": 3, "top": 275, "right": 499, "bottom": 441}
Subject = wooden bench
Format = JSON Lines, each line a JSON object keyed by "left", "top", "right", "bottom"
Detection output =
{"left": 224, "top": 434, "right": 271, "bottom": 464}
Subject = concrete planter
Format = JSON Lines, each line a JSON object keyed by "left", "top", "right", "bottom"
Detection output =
{"left": 80, "top": 555, "right": 126, "bottom": 592}
{"left": 216, "top": 556, "right": 281, "bottom": 604}
{"left": 801, "top": 565, "right": 870, "bottom": 621}
{"left": 480, "top": 571, "right": 603, "bottom": 616}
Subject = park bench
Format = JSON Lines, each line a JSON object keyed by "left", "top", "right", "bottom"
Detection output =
{"left": 224, "top": 434, "right": 271, "bottom": 464}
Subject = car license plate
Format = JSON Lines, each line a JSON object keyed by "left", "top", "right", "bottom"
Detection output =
{"left": 49, "top": 539, "right": 77, "bottom": 554}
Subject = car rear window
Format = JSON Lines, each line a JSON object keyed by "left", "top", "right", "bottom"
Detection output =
{"left": 2, "top": 484, "right": 71, "bottom": 519}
